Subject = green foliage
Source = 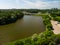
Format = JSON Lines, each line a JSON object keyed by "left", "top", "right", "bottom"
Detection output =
{"left": 0, "top": 10, "right": 24, "bottom": 25}
{"left": 24, "top": 38, "right": 32, "bottom": 44}
{"left": 6, "top": 30, "right": 60, "bottom": 45}
{"left": 15, "top": 41, "right": 24, "bottom": 45}
{"left": 50, "top": 10, "right": 60, "bottom": 22}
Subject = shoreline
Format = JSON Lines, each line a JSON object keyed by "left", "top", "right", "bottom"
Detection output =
{"left": 51, "top": 20, "right": 60, "bottom": 34}
{"left": 0, "top": 15, "right": 24, "bottom": 25}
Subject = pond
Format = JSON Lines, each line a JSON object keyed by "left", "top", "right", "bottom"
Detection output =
{"left": 0, "top": 15, "right": 45, "bottom": 45}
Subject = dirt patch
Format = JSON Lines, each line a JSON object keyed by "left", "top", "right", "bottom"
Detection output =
{"left": 51, "top": 20, "right": 60, "bottom": 34}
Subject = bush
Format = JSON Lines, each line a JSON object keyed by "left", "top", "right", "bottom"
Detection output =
{"left": 25, "top": 38, "right": 32, "bottom": 44}
{"left": 15, "top": 41, "right": 24, "bottom": 45}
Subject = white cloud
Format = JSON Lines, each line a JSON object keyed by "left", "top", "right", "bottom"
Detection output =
{"left": 21, "top": 0, "right": 60, "bottom": 9}
{"left": 0, "top": 0, "right": 60, "bottom": 9}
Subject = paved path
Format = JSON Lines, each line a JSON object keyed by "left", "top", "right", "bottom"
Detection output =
{"left": 51, "top": 20, "right": 60, "bottom": 34}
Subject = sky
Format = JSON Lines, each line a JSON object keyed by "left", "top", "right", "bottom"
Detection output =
{"left": 0, "top": 0, "right": 60, "bottom": 9}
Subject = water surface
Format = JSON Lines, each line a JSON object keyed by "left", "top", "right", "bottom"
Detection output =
{"left": 0, "top": 15, "right": 45, "bottom": 45}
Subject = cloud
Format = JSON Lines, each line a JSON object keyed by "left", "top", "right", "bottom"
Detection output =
{"left": 20, "top": 0, "right": 60, "bottom": 9}
{"left": 0, "top": 0, "right": 60, "bottom": 9}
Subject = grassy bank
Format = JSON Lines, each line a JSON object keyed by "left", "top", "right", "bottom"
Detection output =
{"left": 34, "top": 13, "right": 53, "bottom": 30}
{"left": 6, "top": 30, "right": 60, "bottom": 45}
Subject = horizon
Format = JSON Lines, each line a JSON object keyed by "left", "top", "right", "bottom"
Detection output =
{"left": 0, "top": 8, "right": 60, "bottom": 10}
{"left": 0, "top": 0, "right": 60, "bottom": 9}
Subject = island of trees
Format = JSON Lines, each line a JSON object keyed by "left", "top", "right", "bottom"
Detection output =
{"left": 0, "top": 9, "right": 24, "bottom": 25}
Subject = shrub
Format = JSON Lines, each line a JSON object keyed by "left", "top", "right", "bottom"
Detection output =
{"left": 15, "top": 41, "right": 24, "bottom": 45}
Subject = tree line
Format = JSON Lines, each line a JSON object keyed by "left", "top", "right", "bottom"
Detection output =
{"left": 0, "top": 9, "right": 24, "bottom": 25}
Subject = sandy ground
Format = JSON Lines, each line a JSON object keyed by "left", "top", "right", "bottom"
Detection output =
{"left": 51, "top": 20, "right": 60, "bottom": 34}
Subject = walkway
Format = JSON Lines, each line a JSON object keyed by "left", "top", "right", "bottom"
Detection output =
{"left": 51, "top": 20, "right": 60, "bottom": 34}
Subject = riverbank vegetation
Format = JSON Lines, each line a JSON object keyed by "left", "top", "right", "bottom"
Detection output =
{"left": 6, "top": 30, "right": 60, "bottom": 45}
{"left": 50, "top": 11, "right": 60, "bottom": 22}
{"left": 34, "top": 13, "right": 53, "bottom": 30}
{"left": 5, "top": 8, "right": 60, "bottom": 45}
{"left": 34, "top": 8, "right": 60, "bottom": 30}
{"left": 0, "top": 10, "right": 24, "bottom": 25}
